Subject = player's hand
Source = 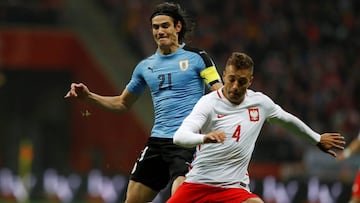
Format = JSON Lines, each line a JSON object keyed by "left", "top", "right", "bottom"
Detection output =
{"left": 317, "top": 133, "right": 345, "bottom": 157}
{"left": 64, "top": 83, "right": 90, "bottom": 99}
{"left": 203, "top": 131, "right": 226, "bottom": 144}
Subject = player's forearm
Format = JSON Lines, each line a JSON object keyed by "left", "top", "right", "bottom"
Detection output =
{"left": 270, "top": 112, "right": 321, "bottom": 144}
{"left": 173, "top": 125, "right": 205, "bottom": 148}
{"left": 87, "top": 92, "right": 128, "bottom": 113}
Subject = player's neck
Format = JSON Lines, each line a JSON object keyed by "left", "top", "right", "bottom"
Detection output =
{"left": 158, "top": 44, "right": 180, "bottom": 55}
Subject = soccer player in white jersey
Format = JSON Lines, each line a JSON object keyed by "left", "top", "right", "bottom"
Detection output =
{"left": 337, "top": 129, "right": 360, "bottom": 203}
{"left": 168, "top": 52, "right": 345, "bottom": 203}
{"left": 64, "top": 2, "right": 222, "bottom": 203}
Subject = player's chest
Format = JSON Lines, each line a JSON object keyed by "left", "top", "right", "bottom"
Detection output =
{"left": 212, "top": 106, "right": 263, "bottom": 132}
{"left": 206, "top": 107, "right": 263, "bottom": 146}
{"left": 144, "top": 59, "right": 198, "bottom": 89}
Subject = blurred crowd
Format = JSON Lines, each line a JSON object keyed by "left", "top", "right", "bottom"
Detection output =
{"left": 0, "top": 0, "right": 64, "bottom": 25}
{"left": 96, "top": 0, "right": 360, "bottom": 161}
{"left": 1, "top": 0, "right": 359, "bottom": 162}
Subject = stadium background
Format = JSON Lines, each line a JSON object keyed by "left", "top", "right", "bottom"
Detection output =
{"left": 0, "top": 0, "right": 359, "bottom": 202}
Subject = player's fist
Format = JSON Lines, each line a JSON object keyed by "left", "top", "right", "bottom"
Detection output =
{"left": 64, "top": 83, "right": 90, "bottom": 99}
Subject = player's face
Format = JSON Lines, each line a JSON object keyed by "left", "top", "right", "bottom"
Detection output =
{"left": 222, "top": 65, "right": 253, "bottom": 105}
{"left": 151, "top": 15, "right": 181, "bottom": 54}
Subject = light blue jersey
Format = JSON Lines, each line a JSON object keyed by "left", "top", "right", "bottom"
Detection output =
{"left": 126, "top": 44, "right": 221, "bottom": 138}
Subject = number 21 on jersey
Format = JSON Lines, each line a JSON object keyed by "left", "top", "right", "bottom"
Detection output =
{"left": 158, "top": 73, "right": 172, "bottom": 90}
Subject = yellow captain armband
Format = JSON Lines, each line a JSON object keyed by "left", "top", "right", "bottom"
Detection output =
{"left": 200, "top": 66, "right": 222, "bottom": 86}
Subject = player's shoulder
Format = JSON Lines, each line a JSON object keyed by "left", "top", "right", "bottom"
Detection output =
{"left": 182, "top": 45, "right": 206, "bottom": 55}
{"left": 193, "top": 91, "right": 219, "bottom": 112}
{"left": 182, "top": 45, "right": 214, "bottom": 67}
{"left": 182, "top": 45, "right": 212, "bottom": 59}
{"left": 135, "top": 54, "right": 156, "bottom": 69}
{"left": 200, "top": 90, "right": 223, "bottom": 104}
{"left": 247, "top": 89, "right": 272, "bottom": 102}
{"left": 141, "top": 53, "right": 157, "bottom": 63}
{"left": 247, "top": 89, "right": 264, "bottom": 96}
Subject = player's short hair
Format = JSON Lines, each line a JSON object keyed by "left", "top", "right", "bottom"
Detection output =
{"left": 226, "top": 52, "right": 254, "bottom": 74}
{"left": 150, "top": 2, "right": 195, "bottom": 43}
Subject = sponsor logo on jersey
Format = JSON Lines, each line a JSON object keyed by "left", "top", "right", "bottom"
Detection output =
{"left": 248, "top": 108, "right": 259, "bottom": 121}
{"left": 179, "top": 60, "right": 189, "bottom": 71}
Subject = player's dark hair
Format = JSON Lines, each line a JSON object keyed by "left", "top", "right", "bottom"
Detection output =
{"left": 226, "top": 52, "right": 254, "bottom": 73}
{"left": 150, "top": 2, "right": 195, "bottom": 43}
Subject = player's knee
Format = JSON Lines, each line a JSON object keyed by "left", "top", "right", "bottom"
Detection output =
{"left": 124, "top": 192, "right": 138, "bottom": 203}
{"left": 171, "top": 176, "right": 186, "bottom": 194}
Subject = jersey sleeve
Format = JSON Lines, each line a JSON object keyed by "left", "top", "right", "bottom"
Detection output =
{"left": 264, "top": 95, "right": 321, "bottom": 144}
{"left": 173, "top": 95, "right": 211, "bottom": 147}
{"left": 197, "top": 51, "right": 222, "bottom": 87}
{"left": 125, "top": 62, "right": 146, "bottom": 95}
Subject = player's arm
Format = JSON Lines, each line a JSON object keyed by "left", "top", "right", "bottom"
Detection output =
{"left": 195, "top": 48, "right": 222, "bottom": 91}
{"left": 173, "top": 101, "right": 206, "bottom": 147}
{"left": 65, "top": 83, "right": 139, "bottom": 113}
{"left": 87, "top": 89, "right": 139, "bottom": 113}
{"left": 173, "top": 121, "right": 205, "bottom": 148}
{"left": 268, "top": 108, "right": 345, "bottom": 157}
{"left": 173, "top": 97, "right": 225, "bottom": 147}
{"left": 174, "top": 121, "right": 226, "bottom": 148}
{"left": 268, "top": 109, "right": 321, "bottom": 144}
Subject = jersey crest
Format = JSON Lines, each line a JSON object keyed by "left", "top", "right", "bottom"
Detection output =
{"left": 179, "top": 60, "right": 189, "bottom": 71}
{"left": 248, "top": 108, "right": 259, "bottom": 122}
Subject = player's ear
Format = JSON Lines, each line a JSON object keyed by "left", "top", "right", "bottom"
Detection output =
{"left": 175, "top": 21, "right": 182, "bottom": 32}
{"left": 222, "top": 69, "right": 226, "bottom": 78}
{"left": 248, "top": 75, "right": 254, "bottom": 86}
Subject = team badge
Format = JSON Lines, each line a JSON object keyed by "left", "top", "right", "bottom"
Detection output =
{"left": 248, "top": 108, "right": 259, "bottom": 122}
{"left": 179, "top": 60, "right": 189, "bottom": 71}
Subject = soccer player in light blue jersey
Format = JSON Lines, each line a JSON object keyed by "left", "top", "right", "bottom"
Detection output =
{"left": 65, "top": 2, "right": 222, "bottom": 203}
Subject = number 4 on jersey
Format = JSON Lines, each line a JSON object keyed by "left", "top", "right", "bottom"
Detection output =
{"left": 232, "top": 125, "right": 241, "bottom": 142}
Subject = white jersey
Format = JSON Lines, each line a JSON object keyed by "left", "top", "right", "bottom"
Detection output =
{"left": 174, "top": 88, "right": 321, "bottom": 190}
